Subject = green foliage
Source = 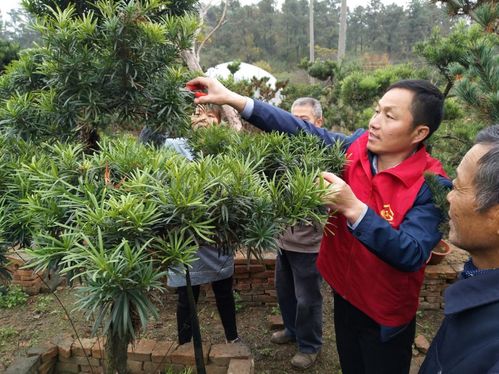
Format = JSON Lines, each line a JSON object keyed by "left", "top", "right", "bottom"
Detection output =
{"left": 227, "top": 60, "right": 241, "bottom": 75}
{"left": 325, "top": 63, "right": 432, "bottom": 130}
{"left": 280, "top": 82, "right": 323, "bottom": 112}
{"left": 0, "top": 39, "right": 20, "bottom": 73}
{"left": 305, "top": 60, "right": 341, "bottom": 82}
{"left": 0, "top": 0, "right": 199, "bottom": 148}
{"left": 449, "top": 32, "right": 498, "bottom": 123}
{"left": 64, "top": 233, "right": 166, "bottom": 338}
{"left": 0, "top": 285, "right": 29, "bottom": 309}
{"left": 22, "top": 0, "right": 198, "bottom": 19}
{"left": 164, "top": 367, "right": 192, "bottom": 374}
{"left": 233, "top": 290, "right": 243, "bottom": 313}
{"left": 270, "top": 305, "right": 280, "bottom": 315}
{"left": 201, "top": 0, "right": 453, "bottom": 70}
{"left": 0, "top": 326, "right": 17, "bottom": 348}
{"left": 429, "top": 118, "right": 482, "bottom": 178}
{"left": 417, "top": 2, "right": 498, "bottom": 123}
{"left": 415, "top": 22, "right": 478, "bottom": 96}
{"left": 34, "top": 294, "right": 53, "bottom": 313}
{"left": 424, "top": 172, "right": 450, "bottom": 235}
{"left": 0, "top": 129, "right": 344, "bottom": 348}
{"left": 442, "top": 97, "right": 464, "bottom": 121}
{"left": 221, "top": 75, "right": 288, "bottom": 105}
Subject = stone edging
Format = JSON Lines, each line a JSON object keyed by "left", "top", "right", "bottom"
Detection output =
{"left": 6, "top": 335, "right": 254, "bottom": 374}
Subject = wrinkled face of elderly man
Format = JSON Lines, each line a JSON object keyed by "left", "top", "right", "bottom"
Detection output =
{"left": 447, "top": 144, "right": 499, "bottom": 262}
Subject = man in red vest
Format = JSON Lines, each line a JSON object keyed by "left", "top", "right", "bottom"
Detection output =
{"left": 188, "top": 76, "right": 450, "bottom": 374}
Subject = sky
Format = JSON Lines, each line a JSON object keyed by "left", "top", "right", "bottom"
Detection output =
{"left": 239, "top": 0, "right": 410, "bottom": 9}
{"left": 0, "top": 0, "right": 410, "bottom": 17}
{"left": 0, "top": 0, "right": 22, "bottom": 16}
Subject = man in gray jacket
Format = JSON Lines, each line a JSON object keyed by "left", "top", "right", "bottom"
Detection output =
{"left": 271, "top": 97, "right": 324, "bottom": 369}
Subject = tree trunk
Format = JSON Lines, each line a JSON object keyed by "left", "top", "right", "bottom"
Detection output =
{"left": 104, "top": 328, "right": 131, "bottom": 374}
{"left": 181, "top": 50, "right": 242, "bottom": 131}
{"left": 338, "top": 0, "right": 347, "bottom": 61}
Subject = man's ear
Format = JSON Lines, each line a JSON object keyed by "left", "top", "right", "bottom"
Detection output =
{"left": 315, "top": 117, "right": 324, "bottom": 128}
{"left": 487, "top": 204, "right": 499, "bottom": 236}
{"left": 413, "top": 125, "right": 430, "bottom": 143}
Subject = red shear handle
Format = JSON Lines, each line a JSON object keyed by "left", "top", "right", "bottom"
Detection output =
{"left": 186, "top": 83, "right": 207, "bottom": 97}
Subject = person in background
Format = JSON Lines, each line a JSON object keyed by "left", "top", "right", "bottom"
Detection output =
{"left": 140, "top": 104, "right": 240, "bottom": 345}
{"left": 186, "top": 76, "right": 450, "bottom": 374}
{"left": 419, "top": 125, "right": 499, "bottom": 373}
{"left": 271, "top": 97, "right": 324, "bottom": 369}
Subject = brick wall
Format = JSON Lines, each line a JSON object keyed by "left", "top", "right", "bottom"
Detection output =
{"left": 203, "top": 244, "right": 468, "bottom": 311}
{"left": 227, "top": 252, "right": 276, "bottom": 306}
{"left": 6, "top": 336, "right": 254, "bottom": 374}
{"left": 7, "top": 244, "right": 467, "bottom": 310}
{"left": 6, "top": 249, "right": 63, "bottom": 295}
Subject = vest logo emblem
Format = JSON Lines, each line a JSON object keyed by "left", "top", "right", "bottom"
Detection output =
{"left": 380, "top": 204, "right": 394, "bottom": 223}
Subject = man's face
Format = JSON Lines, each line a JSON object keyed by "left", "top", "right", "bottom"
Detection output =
{"left": 367, "top": 88, "right": 427, "bottom": 157}
{"left": 291, "top": 105, "right": 323, "bottom": 127}
{"left": 447, "top": 144, "right": 497, "bottom": 253}
{"left": 191, "top": 106, "right": 220, "bottom": 129}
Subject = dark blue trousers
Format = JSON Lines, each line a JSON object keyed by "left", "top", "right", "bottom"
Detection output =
{"left": 275, "top": 249, "right": 323, "bottom": 353}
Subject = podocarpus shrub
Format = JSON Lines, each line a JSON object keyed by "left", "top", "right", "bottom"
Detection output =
{"left": 0, "top": 0, "right": 198, "bottom": 149}
{"left": 0, "top": 128, "right": 346, "bottom": 373}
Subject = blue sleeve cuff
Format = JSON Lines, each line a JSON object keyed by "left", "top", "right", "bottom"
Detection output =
{"left": 241, "top": 98, "right": 254, "bottom": 119}
{"left": 347, "top": 204, "right": 368, "bottom": 230}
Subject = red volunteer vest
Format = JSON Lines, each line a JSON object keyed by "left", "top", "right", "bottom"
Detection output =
{"left": 317, "top": 132, "right": 446, "bottom": 326}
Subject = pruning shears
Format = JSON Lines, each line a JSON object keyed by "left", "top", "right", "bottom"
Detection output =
{"left": 185, "top": 83, "right": 208, "bottom": 98}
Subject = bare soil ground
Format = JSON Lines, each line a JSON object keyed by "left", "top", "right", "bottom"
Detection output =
{"left": 0, "top": 283, "right": 443, "bottom": 373}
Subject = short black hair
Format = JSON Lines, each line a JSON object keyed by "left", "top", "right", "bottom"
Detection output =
{"left": 387, "top": 80, "right": 444, "bottom": 139}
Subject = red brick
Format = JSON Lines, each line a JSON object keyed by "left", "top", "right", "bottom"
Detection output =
{"left": 414, "top": 334, "right": 430, "bottom": 353}
{"left": 55, "top": 362, "right": 79, "bottom": 373}
{"left": 234, "top": 266, "right": 249, "bottom": 274}
{"left": 143, "top": 361, "right": 172, "bottom": 373}
{"left": 227, "top": 358, "right": 254, "bottom": 374}
{"left": 262, "top": 257, "right": 276, "bottom": 266}
{"left": 169, "top": 342, "right": 210, "bottom": 366}
{"left": 151, "top": 341, "right": 175, "bottom": 363}
{"left": 234, "top": 283, "right": 251, "bottom": 291}
{"left": 267, "top": 315, "right": 283, "bottom": 330}
{"left": 22, "top": 284, "right": 41, "bottom": 295}
{"left": 426, "top": 296, "right": 440, "bottom": 303}
{"left": 233, "top": 272, "right": 250, "bottom": 279}
{"left": 250, "top": 283, "right": 268, "bottom": 291}
{"left": 127, "top": 360, "right": 143, "bottom": 373}
{"left": 265, "top": 290, "right": 277, "bottom": 297}
{"left": 206, "top": 363, "right": 228, "bottom": 374}
{"left": 15, "top": 269, "right": 36, "bottom": 277}
{"left": 91, "top": 337, "right": 106, "bottom": 359}
{"left": 251, "top": 271, "right": 270, "bottom": 279}
{"left": 72, "top": 337, "right": 97, "bottom": 357}
{"left": 62, "top": 356, "right": 101, "bottom": 366}
{"left": 56, "top": 337, "right": 74, "bottom": 359}
{"left": 209, "top": 343, "right": 251, "bottom": 366}
{"left": 38, "top": 359, "right": 56, "bottom": 374}
{"left": 252, "top": 295, "right": 275, "bottom": 303}
{"left": 239, "top": 294, "right": 253, "bottom": 302}
{"left": 127, "top": 338, "right": 157, "bottom": 361}
{"left": 80, "top": 364, "right": 104, "bottom": 373}
{"left": 425, "top": 264, "right": 457, "bottom": 279}
{"left": 41, "top": 343, "right": 58, "bottom": 362}
{"left": 247, "top": 264, "right": 266, "bottom": 273}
